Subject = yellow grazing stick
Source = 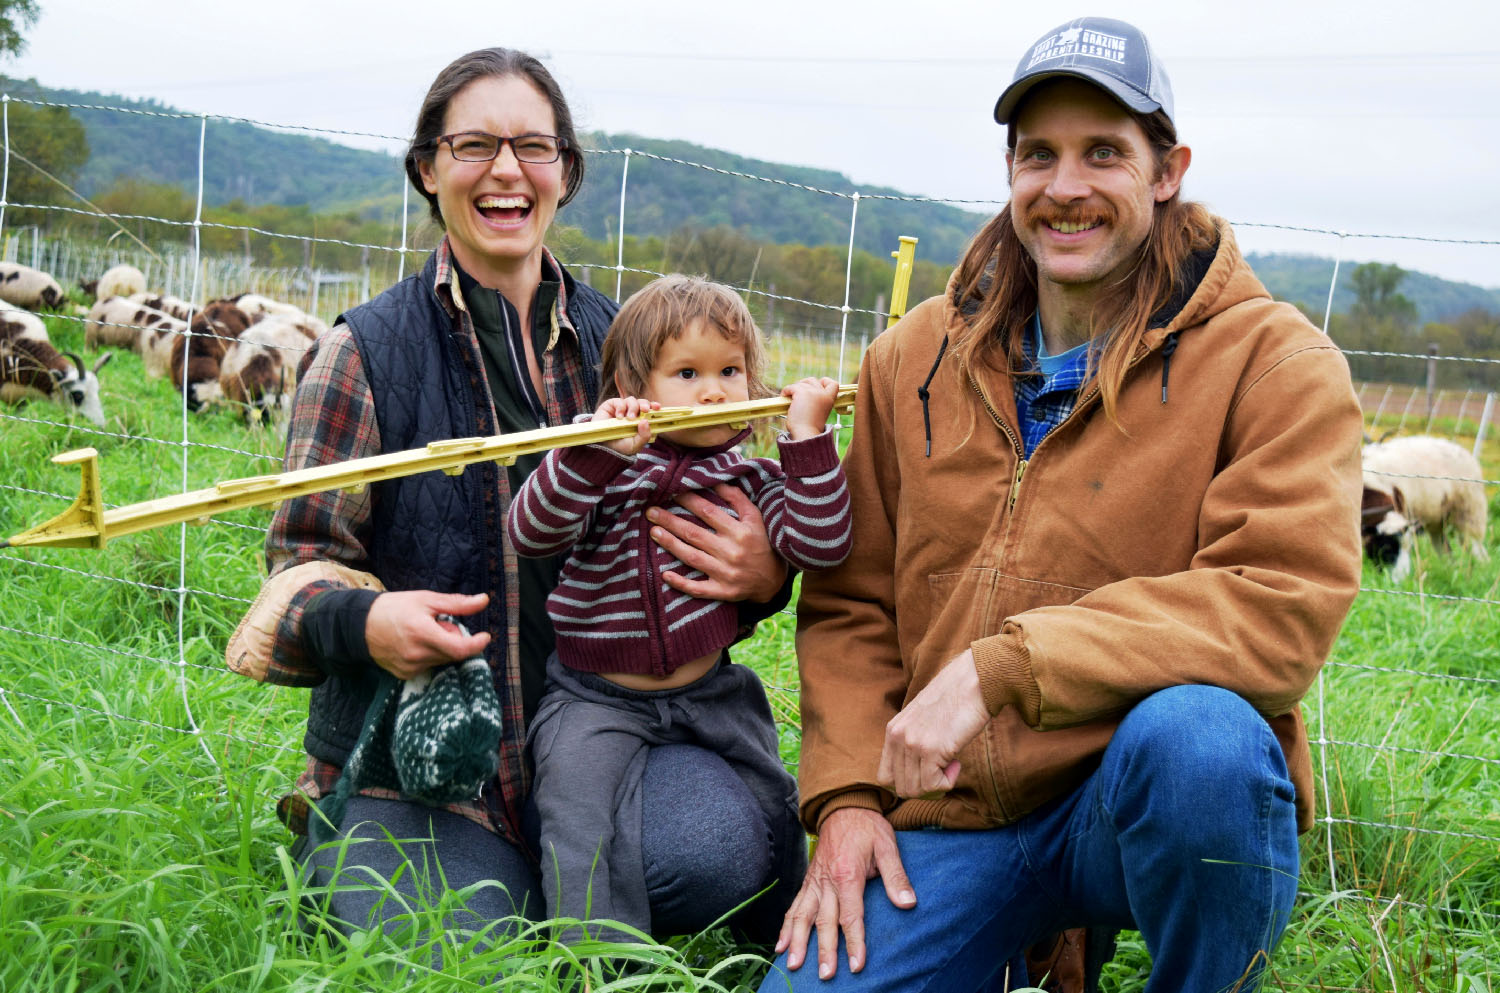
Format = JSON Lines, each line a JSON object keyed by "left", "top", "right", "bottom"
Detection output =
{"left": 3, "top": 389, "right": 857, "bottom": 550}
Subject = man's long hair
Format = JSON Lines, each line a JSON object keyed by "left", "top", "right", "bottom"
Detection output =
{"left": 950, "top": 107, "right": 1218, "bottom": 424}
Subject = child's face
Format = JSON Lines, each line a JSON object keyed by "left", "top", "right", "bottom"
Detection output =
{"left": 643, "top": 318, "right": 751, "bottom": 447}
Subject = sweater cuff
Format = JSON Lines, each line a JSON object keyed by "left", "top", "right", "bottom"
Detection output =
{"left": 776, "top": 427, "right": 840, "bottom": 477}
{"left": 300, "top": 587, "right": 381, "bottom": 678}
{"left": 971, "top": 631, "right": 1042, "bottom": 723}
{"left": 813, "top": 788, "right": 889, "bottom": 833}
{"left": 557, "top": 442, "right": 635, "bottom": 485}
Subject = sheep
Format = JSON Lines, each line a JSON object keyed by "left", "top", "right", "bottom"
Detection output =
{"left": 196, "top": 299, "right": 253, "bottom": 339}
{"left": 217, "top": 317, "right": 314, "bottom": 423}
{"left": 0, "top": 317, "right": 112, "bottom": 425}
{"left": 84, "top": 264, "right": 147, "bottom": 302}
{"left": 0, "top": 262, "right": 65, "bottom": 310}
{"left": 127, "top": 292, "right": 195, "bottom": 322}
{"left": 1361, "top": 435, "right": 1490, "bottom": 581}
{"left": 0, "top": 299, "right": 50, "bottom": 342}
{"left": 232, "top": 292, "right": 309, "bottom": 323}
{"left": 84, "top": 297, "right": 185, "bottom": 356}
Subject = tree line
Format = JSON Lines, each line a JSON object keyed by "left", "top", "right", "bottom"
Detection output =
{"left": 1320, "top": 262, "right": 1500, "bottom": 391}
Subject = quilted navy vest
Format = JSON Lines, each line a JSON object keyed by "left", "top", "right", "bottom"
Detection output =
{"left": 303, "top": 251, "right": 614, "bottom": 766}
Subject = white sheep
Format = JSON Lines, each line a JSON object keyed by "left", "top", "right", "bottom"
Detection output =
{"left": 217, "top": 317, "right": 316, "bottom": 423}
{"left": 0, "top": 299, "right": 50, "bottom": 342}
{"left": 92, "top": 264, "right": 147, "bottom": 301}
{"left": 0, "top": 262, "right": 66, "bottom": 310}
{"left": 85, "top": 297, "right": 185, "bottom": 353}
{"left": 127, "top": 291, "right": 195, "bottom": 322}
{"left": 1361, "top": 435, "right": 1490, "bottom": 581}
{"left": 233, "top": 292, "right": 309, "bottom": 323}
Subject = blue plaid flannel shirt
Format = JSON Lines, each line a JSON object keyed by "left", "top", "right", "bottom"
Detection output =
{"left": 1013, "top": 313, "right": 1093, "bottom": 458}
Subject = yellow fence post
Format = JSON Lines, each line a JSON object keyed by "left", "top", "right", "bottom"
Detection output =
{"left": 886, "top": 235, "right": 919, "bottom": 329}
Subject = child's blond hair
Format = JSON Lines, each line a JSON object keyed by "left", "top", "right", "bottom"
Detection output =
{"left": 600, "top": 274, "right": 772, "bottom": 402}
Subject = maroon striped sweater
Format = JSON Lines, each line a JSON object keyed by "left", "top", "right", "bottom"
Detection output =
{"left": 506, "top": 427, "right": 852, "bottom": 677}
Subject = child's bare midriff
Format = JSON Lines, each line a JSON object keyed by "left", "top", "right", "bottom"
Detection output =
{"left": 598, "top": 650, "right": 721, "bottom": 691}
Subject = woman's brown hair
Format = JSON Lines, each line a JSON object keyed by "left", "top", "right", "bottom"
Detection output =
{"left": 951, "top": 98, "right": 1218, "bottom": 424}
{"left": 404, "top": 48, "right": 585, "bottom": 227}
{"left": 601, "top": 274, "right": 772, "bottom": 403}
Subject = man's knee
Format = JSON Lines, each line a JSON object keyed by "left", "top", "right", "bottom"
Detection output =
{"left": 1113, "top": 685, "right": 1283, "bottom": 776}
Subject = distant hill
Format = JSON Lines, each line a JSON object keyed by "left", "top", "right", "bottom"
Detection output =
{"left": 1246, "top": 252, "right": 1500, "bottom": 325}
{"left": 22, "top": 82, "right": 989, "bottom": 262}
{"left": 9, "top": 81, "right": 1500, "bottom": 316}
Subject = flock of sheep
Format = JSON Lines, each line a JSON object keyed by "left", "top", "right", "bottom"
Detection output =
{"left": 0, "top": 259, "right": 1492, "bottom": 581}
{"left": 0, "top": 260, "right": 328, "bottom": 427}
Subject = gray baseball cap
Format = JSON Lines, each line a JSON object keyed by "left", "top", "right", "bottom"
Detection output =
{"left": 994, "top": 17, "right": 1174, "bottom": 127}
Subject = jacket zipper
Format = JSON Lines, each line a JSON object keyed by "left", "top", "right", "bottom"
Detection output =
{"left": 967, "top": 335, "right": 1170, "bottom": 514}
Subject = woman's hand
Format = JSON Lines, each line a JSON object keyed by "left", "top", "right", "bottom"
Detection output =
{"left": 647, "top": 483, "right": 786, "bottom": 603}
{"left": 783, "top": 376, "right": 840, "bottom": 440}
{"left": 593, "top": 396, "right": 658, "bottom": 456}
{"left": 365, "top": 590, "right": 491, "bottom": 680}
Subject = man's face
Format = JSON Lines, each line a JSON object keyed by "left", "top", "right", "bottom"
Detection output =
{"left": 1007, "top": 79, "right": 1188, "bottom": 300}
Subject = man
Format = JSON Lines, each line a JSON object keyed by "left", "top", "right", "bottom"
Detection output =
{"left": 761, "top": 16, "right": 1363, "bottom": 993}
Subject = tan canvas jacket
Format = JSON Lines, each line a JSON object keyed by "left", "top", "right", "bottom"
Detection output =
{"left": 796, "top": 220, "right": 1364, "bottom": 834}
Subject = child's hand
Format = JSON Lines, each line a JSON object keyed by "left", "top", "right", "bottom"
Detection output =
{"left": 782, "top": 377, "right": 839, "bottom": 440}
{"left": 594, "top": 396, "right": 659, "bottom": 455}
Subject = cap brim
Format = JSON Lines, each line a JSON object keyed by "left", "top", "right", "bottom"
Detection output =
{"left": 994, "top": 67, "right": 1161, "bottom": 125}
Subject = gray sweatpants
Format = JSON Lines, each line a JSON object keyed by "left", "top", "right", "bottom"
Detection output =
{"left": 528, "top": 653, "right": 806, "bottom": 942}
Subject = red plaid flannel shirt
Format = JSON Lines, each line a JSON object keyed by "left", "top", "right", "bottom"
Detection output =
{"left": 265, "top": 239, "right": 592, "bottom": 842}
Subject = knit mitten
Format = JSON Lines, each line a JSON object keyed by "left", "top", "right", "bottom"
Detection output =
{"left": 391, "top": 621, "right": 503, "bottom": 805}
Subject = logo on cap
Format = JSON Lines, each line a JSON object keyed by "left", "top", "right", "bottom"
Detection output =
{"left": 1026, "top": 26, "right": 1128, "bottom": 69}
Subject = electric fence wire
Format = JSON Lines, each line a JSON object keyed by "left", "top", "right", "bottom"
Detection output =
{"left": 0, "top": 92, "right": 1495, "bottom": 919}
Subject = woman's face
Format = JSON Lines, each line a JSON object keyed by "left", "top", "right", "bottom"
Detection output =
{"left": 417, "top": 74, "right": 567, "bottom": 288}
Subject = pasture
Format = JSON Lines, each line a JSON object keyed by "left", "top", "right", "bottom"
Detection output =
{"left": 0, "top": 298, "right": 1497, "bottom": 992}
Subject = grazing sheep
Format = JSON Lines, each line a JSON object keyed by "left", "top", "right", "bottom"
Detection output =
{"left": 0, "top": 262, "right": 65, "bottom": 310}
{"left": 217, "top": 317, "right": 313, "bottom": 423}
{"left": 128, "top": 292, "right": 195, "bottom": 322}
{"left": 169, "top": 323, "right": 231, "bottom": 412}
{"left": 1361, "top": 435, "right": 1490, "bottom": 581}
{"left": 195, "top": 299, "right": 253, "bottom": 339}
{"left": 85, "top": 297, "right": 185, "bottom": 355}
{"left": 0, "top": 299, "right": 50, "bottom": 342}
{"left": 0, "top": 317, "right": 112, "bottom": 425}
{"left": 86, "top": 264, "right": 147, "bottom": 302}
{"left": 232, "top": 292, "right": 308, "bottom": 323}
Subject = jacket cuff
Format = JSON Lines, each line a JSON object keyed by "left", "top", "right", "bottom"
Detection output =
{"left": 558, "top": 442, "right": 635, "bottom": 485}
{"left": 971, "top": 632, "right": 1041, "bottom": 723}
{"left": 299, "top": 587, "right": 381, "bottom": 677}
{"left": 813, "top": 788, "right": 888, "bottom": 833}
{"left": 776, "top": 427, "right": 840, "bottom": 476}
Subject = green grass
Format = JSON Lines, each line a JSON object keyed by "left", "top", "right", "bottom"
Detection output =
{"left": 1, "top": 311, "right": 1497, "bottom": 991}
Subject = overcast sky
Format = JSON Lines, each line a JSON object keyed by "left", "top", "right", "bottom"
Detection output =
{"left": 7, "top": 0, "right": 1499, "bottom": 288}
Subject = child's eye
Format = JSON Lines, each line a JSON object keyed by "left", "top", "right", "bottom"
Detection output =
{"left": 674, "top": 368, "right": 697, "bottom": 381}
{"left": 721, "top": 366, "right": 741, "bottom": 378}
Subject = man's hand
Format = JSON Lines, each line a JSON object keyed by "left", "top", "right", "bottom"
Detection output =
{"left": 647, "top": 483, "right": 787, "bottom": 602}
{"left": 364, "top": 590, "right": 491, "bottom": 680}
{"left": 775, "top": 807, "right": 915, "bottom": 979}
{"left": 877, "top": 649, "right": 991, "bottom": 797}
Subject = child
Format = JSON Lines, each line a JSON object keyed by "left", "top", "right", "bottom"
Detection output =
{"left": 506, "top": 273, "right": 852, "bottom": 940}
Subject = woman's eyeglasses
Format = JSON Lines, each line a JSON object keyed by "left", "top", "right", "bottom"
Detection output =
{"left": 433, "top": 131, "right": 568, "bottom": 164}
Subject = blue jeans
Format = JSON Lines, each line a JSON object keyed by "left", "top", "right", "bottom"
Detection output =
{"left": 760, "top": 686, "right": 1300, "bottom": 993}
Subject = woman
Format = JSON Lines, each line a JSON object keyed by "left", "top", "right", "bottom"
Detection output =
{"left": 234, "top": 48, "right": 796, "bottom": 943}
